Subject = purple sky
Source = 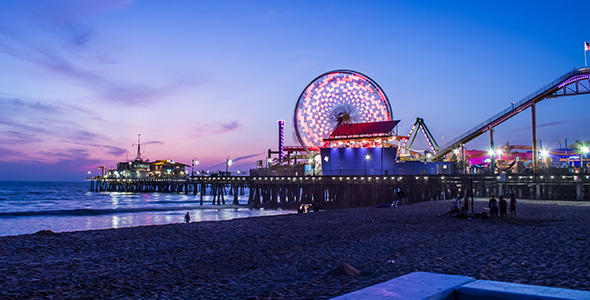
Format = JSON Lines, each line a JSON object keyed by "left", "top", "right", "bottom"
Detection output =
{"left": 1, "top": 0, "right": 589, "bottom": 181}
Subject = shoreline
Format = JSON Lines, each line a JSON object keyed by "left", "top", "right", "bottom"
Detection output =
{"left": 1, "top": 199, "right": 589, "bottom": 298}
{"left": 0, "top": 205, "right": 295, "bottom": 238}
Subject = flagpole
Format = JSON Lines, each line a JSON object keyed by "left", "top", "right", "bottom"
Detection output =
{"left": 586, "top": 42, "right": 589, "bottom": 67}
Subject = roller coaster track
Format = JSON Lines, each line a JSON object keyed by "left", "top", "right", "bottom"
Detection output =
{"left": 434, "top": 67, "right": 590, "bottom": 161}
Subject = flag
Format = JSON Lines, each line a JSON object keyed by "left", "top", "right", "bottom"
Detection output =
{"left": 586, "top": 41, "right": 590, "bottom": 51}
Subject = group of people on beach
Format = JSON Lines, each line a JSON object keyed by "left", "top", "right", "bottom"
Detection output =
{"left": 439, "top": 193, "right": 517, "bottom": 219}
{"left": 438, "top": 196, "right": 471, "bottom": 218}
{"left": 488, "top": 194, "right": 517, "bottom": 218}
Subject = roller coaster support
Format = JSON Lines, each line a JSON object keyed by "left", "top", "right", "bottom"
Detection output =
{"left": 531, "top": 103, "right": 538, "bottom": 173}
{"left": 490, "top": 129, "right": 495, "bottom": 175}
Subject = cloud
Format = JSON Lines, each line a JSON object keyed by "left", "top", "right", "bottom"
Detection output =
{"left": 512, "top": 121, "right": 568, "bottom": 132}
{"left": 0, "top": 131, "right": 41, "bottom": 145}
{"left": 232, "top": 153, "right": 262, "bottom": 162}
{"left": 193, "top": 121, "right": 242, "bottom": 137}
{"left": 0, "top": 97, "right": 60, "bottom": 113}
{"left": 0, "top": 1, "right": 187, "bottom": 105}
{"left": 0, "top": 146, "right": 23, "bottom": 158}
{"left": 101, "top": 145, "right": 127, "bottom": 156}
{"left": 206, "top": 153, "right": 263, "bottom": 169}
{"left": 0, "top": 95, "right": 129, "bottom": 164}
{"left": 0, "top": 146, "right": 113, "bottom": 181}
{"left": 0, "top": 96, "right": 100, "bottom": 141}
{"left": 537, "top": 121, "right": 567, "bottom": 128}
{"left": 220, "top": 121, "right": 240, "bottom": 132}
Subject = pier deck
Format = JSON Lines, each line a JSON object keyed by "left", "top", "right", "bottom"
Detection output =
{"left": 88, "top": 174, "right": 590, "bottom": 209}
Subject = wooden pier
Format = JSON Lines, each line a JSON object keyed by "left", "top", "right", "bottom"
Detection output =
{"left": 88, "top": 174, "right": 590, "bottom": 209}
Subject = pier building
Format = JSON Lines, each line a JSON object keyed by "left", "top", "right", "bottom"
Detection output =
{"left": 104, "top": 134, "right": 189, "bottom": 179}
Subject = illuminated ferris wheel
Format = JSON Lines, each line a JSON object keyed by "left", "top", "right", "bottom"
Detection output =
{"left": 294, "top": 70, "right": 393, "bottom": 152}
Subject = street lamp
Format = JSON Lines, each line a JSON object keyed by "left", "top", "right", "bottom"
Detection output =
{"left": 226, "top": 157, "right": 232, "bottom": 176}
{"left": 453, "top": 149, "right": 460, "bottom": 175}
{"left": 487, "top": 149, "right": 495, "bottom": 174}
{"left": 582, "top": 147, "right": 589, "bottom": 172}
{"left": 191, "top": 157, "right": 199, "bottom": 177}
{"left": 364, "top": 154, "right": 370, "bottom": 176}
{"left": 540, "top": 149, "right": 549, "bottom": 168}
{"left": 496, "top": 149, "right": 503, "bottom": 160}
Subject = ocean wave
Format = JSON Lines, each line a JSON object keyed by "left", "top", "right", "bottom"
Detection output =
{"left": 0, "top": 205, "right": 244, "bottom": 218}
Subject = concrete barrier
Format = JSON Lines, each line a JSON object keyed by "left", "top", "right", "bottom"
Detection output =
{"left": 458, "top": 280, "right": 590, "bottom": 300}
{"left": 331, "top": 271, "right": 475, "bottom": 300}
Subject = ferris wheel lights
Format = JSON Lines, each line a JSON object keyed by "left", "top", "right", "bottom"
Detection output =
{"left": 294, "top": 70, "right": 392, "bottom": 151}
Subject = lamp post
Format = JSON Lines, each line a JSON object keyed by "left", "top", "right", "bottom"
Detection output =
{"left": 453, "top": 149, "right": 460, "bottom": 175}
{"left": 582, "top": 147, "right": 589, "bottom": 173}
{"left": 191, "top": 157, "right": 199, "bottom": 178}
{"left": 364, "top": 154, "right": 370, "bottom": 176}
{"left": 540, "top": 149, "right": 549, "bottom": 168}
{"left": 487, "top": 149, "right": 495, "bottom": 174}
{"left": 226, "top": 157, "right": 232, "bottom": 176}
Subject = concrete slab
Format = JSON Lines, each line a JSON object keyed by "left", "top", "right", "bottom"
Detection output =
{"left": 458, "top": 280, "right": 590, "bottom": 300}
{"left": 331, "top": 271, "right": 475, "bottom": 300}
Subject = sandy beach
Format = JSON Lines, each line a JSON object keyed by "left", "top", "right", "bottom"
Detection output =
{"left": 1, "top": 199, "right": 589, "bottom": 299}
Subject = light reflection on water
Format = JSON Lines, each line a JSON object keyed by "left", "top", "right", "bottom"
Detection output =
{"left": 111, "top": 215, "right": 120, "bottom": 228}
{"left": 1, "top": 208, "right": 294, "bottom": 237}
{"left": 0, "top": 182, "right": 296, "bottom": 237}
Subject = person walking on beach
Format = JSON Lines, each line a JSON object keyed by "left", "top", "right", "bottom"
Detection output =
{"left": 510, "top": 194, "right": 517, "bottom": 217}
{"left": 499, "top": 196, "right": 507, "bottom": 218}
{"left": 488, "top": 197, "right": 498, "bottom": 219}
{"left": 184, "top": 212, "right": 191, "bottom": 224}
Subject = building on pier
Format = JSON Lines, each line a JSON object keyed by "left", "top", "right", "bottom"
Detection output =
{"left": 150, "top": 160, "right": 189, "bottom": 178}
{"left": 113, "top": 160, "right": 151, "bottom": 179}
{"left": 106, "top": 159, "right": 188, "bottom": 179}
{"left": 321, "top": 120, "right": 403, "bottom": 175}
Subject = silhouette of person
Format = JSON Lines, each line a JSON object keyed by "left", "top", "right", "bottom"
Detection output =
{"left": 510, "top": 194, "right": 517, "bottom": 217}
{"left": 499, "top": 196, "right": 508, "bottom": 218}
{"left": 489, "top": 197, "right": 498, "bottom": 219}
{"left": 184, "top": 212, "right": 191, "bottom": 224}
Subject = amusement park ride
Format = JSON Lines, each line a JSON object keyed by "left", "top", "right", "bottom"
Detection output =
{"left": 265, "top": 67, "right": 590, "bottom": 176}
{"left": 263, "top": 69, "right": 450, "bottom": 176}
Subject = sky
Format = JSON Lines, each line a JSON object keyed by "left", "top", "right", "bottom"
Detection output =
{"left": 1, "top": 0, "right": 589, "bottom": 181}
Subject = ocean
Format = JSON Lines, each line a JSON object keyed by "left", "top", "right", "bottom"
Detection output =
{"left": 0, "top": 181, "right": 294, "bottom": 237}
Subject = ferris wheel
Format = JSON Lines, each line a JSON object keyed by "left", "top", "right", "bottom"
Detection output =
{"left": 293, "top": 70, "right": 393, "bottom": 152}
